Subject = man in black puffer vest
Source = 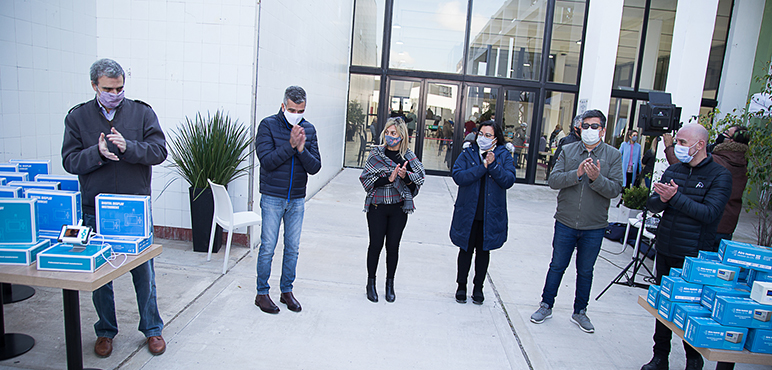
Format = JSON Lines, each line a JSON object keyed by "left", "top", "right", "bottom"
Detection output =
{"left": 641, "top": 124, "right": 732, "bottom": 370}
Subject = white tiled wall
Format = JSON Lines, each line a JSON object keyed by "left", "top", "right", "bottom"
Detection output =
{"left": 0, "top": 0, "right": 353, "bottom": 232}
{"left": 0, "top": 1, "right": 97, "bottom": 173}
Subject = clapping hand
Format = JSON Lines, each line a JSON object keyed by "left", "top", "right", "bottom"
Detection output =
{"left": 290, "top": 125, "right": 306, "bottom": 152}
{"left": 483, "top": 151, "right": 495, "bottom": 168}
{"left": 98, "top": 132, "right": 120, "bottom": 161}
{"left": 653, "top": 179, "right": 678, "bottom": 202}
{"left": 389, "top": 163, "right": 404, "bottom": 182}
{"left": 106, "top": 127, "right": 126, "bottom": 153}
{"left": 584, "top": 158, "right": 601, "bottom": 181}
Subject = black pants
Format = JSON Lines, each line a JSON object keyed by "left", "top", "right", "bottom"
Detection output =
{"left": 456, "top": 220, "right": 490, "bottom": 287}
{"left": 625, "top": 172, "right": 634, "bottom": 189}
{"left": 366, "top": 202, "right": 408, "bottom": 279}
{"left": 653, "top": 254, "right": 701, "bottom": 359}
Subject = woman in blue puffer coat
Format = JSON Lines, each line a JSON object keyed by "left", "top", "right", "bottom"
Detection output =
{"left": 450, "top": 120, "right": 517, "bottom": 304}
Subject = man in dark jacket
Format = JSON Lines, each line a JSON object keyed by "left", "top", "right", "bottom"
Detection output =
{"left": 254, "top": 86, "right": 322, "bottom": 314}
{"left": 641, "top": 124, "right": 732, "bottom": 370}
{"left": 62, "top": 58, "right": 167, "bottom": 357}
{"left": 530, "top": 109, "right": 623, "bottom": 334}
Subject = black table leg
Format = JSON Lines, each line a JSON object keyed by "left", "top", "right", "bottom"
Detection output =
{"left": 0, "top": 285, "right": 34, "bottom": 360}
{"left": 715, "top": 362, "right": 735, "bottom": 370}
{"left": 2, "top": 283, "right": 35, "bottom": 304}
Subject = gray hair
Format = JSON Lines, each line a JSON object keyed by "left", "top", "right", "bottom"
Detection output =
{"left": 573, "top": 114, "right": 582, "bottom": 127}
{"left": 90, "top": 59, "right": 124, "bottom": 85}
{"left": 283, "top": 86, "right": 307, "bottom": 106}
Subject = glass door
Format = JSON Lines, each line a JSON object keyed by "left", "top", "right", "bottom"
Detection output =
{"left": 387, "top": 78, "right": 460, "bottom": 173}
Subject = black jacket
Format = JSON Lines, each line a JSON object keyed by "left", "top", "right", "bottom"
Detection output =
{"left": 647, "top": 154, "right": 732, "bottom": 258}
{"left": 62, "top": 98, "right": 167, "bottom": 214}
{"left": 255, "top": 109, "right": 321, "bottom": 200}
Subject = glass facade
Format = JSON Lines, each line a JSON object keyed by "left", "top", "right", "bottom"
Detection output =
{"left": 703, "top": 0, "right": 733, "bottom": 100}
{"left": 351, "top": 0, "right": 385, "bottom": 67}
{"left": 390, "top": 0, "right": 467, "bottom": 73}
{"left": 467, "top": 0, "right": 547, "bottom": 80}
{"left": 550, "top": 1, "right": 586, "bottom": 84}
{"left": 344, "top": 75, "right": 381, "bottom": 167}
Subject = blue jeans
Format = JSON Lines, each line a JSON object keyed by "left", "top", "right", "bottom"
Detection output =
{"left": 84, "top": 213, "right": 163, "bottom": 339}
{"left": 256, "top": 194, "right": 305, "bottom": 295}
{"left": 541, "top": 221, "right": 605, "bottom": 314}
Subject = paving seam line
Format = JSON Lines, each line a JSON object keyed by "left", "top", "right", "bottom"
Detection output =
{"left": 488, "top": 273, "right": 534, "bottom": 370}
{"left": 116, "top": 249, "right": 253, "bottom": 369}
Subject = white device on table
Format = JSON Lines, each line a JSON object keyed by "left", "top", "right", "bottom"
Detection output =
{"left": 58, "top": 221, "right": 92, "bottom": 247}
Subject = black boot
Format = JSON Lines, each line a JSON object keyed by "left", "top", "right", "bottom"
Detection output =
{"left": 385, "top": 278, "right": 395, "bottom": 302}
{"left": 455, "top": 283, "right": 467, "bottom": 303}
{"left": 685, "top": 354, "right": 703, "bottom": 370}
{"left": 366, "top": 277, "right": 378, "bottom": 303}
{"left": 640, "top": 354, "right": 668, "bottom": 370}
{"left": 472, "top": 285, "right": 484, "bottom": 305}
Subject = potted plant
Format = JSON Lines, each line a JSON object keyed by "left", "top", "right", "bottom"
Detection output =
{"left": 167, "top": 110, "right": 253, "bottom": 252}
{"left": 622, "top": 185, "right": 649, "bottom": 218}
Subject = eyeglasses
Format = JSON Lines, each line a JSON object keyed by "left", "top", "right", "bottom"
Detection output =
{"left": 480, "top": 133, "right": 495, "bottom": 139}
{"left": 581, "top": 123, "right": 602, "bottom": 130}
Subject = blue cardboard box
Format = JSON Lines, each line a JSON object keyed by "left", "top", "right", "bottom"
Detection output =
{"left": 25, "top": 189, "right": 81, "bottom": 234}
{"left": 658, "top": 296, "right": 676, "bottom": 321}
{"left": 701, "top": 285, "right": 751, "bottom": 311}
{"left": 91, "top": 234, "right": 152, "bottom": 255}
{"left": 648, "top": 285, "right": 661, "bottom": 308}
{"left": 719, "top": 240, "right": 772, "bottom": 272}
{"left": 685, "top": 316, "right": 747, "bottom": 351}
{"left": 95, "top": 194, "right": 152, "bottom": 238}
{"left": 38, "top": 230, "right": 59, "bottom": 244}
{"left": 750, "top": 269, "right": 772, "bottom": 285}
{"left": 699, "top": 251, "right": 722, "bottom": 261}
{"left": 673, "top": 302, "right": 712, "bottom": 331}
{"left": 713, "top": 296, "right": 772, "bottom": 329}
{"left": 0, "top": 173, "right": 28, "bottom": 182}
{"left": 0, "top": 240, "right": 50, "bottom": 265}
{"left": 0, "top": 164, "right": 19, "bottom": 172}
{"left": 669, "top": 267, "right": 682, "bottom": 277}
{"left": 661, "top": 275, "right": 703, "bottom": 302}
{"left": 37, "top": 243, "right": 109, "bottom": 273}
{"left": 0, "top": 198, "right": 38, "bottom": 244}
{"left": 6, "top": 181, "right": 60, "bottom": 195}
{"left": 682, "top": 257, "right": 740, "bottom": 287}
{"left": 745, "top": 328, "right": 772, "bottom": 354}
{"left": 35, "top": 174, "right": 79, "bottom": 192}
{"left": 0, "top": 178, "right": 3, "bottom": 185}
{"left": 9, "top": 159, "right": 50, "bottom": 180}
{"left": 0, "top": 186, "right": 23, "bottom": 198}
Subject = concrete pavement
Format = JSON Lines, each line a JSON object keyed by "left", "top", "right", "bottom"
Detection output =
{"left": 0, "top": 168, "right": 768, "bottom": 369}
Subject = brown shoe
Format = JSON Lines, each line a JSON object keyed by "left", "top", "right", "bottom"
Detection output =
{"left": 254, "top": 294, "right": 280, "bottom": 314}
{"left": 279, "top": 292, "right": 302, "bottom": 312}
{"left": 94, "top": 337, "right": 113, "bottom": 357}
{"left": 147, "top": 336, "right": 166, "bottom": 356}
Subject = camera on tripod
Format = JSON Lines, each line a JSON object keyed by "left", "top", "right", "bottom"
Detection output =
{"left": 637, "top": 91, "right": 682, "bottom": 136}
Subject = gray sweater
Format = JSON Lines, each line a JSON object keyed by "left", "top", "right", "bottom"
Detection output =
{"left": 548, "top": 141, "right": 623, "bottom": 230}
{"left": 62, "top": 98, "right": 167, "bottom": 214}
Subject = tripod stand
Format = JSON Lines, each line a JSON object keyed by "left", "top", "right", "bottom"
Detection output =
{"left": 596, "top": 206, "right": 656, "bottom": 300}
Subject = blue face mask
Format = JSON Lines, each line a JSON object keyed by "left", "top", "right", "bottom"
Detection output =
{"left": 384, "top": 135, "right": 402, "bottom": 147}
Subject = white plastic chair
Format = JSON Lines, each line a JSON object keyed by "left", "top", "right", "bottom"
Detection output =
{"left": 207, "top": 179, "right": 261, "bottom": 274}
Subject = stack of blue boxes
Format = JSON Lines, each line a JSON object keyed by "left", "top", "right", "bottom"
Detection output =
{"left": 91, "top": 194, "right": 153, "bottom": 255}
{"left": 0, "top": 198, "right": 49, "bottom": 265}
{"left": 646, "top": 242, "right": 772, "bottom": 353}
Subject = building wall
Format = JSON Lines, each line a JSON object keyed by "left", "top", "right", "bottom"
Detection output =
{"left": 0, "top": 0, "right": 353, "bottom": 243}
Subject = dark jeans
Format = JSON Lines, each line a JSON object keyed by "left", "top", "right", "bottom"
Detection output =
{"left": 653, "top": 254, "right": 701, "bottom": 358}
{"left": 540, "top": 221, "right": 605, "bottom": 314}
{"left": 366, "top": 202, "right": 408, "bottom": 279}
{"left": 456, "top": 220, "right": 490, "bottom": 288}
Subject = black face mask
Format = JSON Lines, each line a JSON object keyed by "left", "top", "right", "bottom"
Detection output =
{"left": 715, "top": 133, "right": 727, "bottom": 145}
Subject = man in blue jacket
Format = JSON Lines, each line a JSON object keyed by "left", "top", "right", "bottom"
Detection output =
{"left": 640, "top": 124, "right": 731, "bottom": 370}
{"left": 530, "top": 109, "right": 623, "bottom": 334}
{"left": 254, "top": 86, "right": 322, "bottom": 314}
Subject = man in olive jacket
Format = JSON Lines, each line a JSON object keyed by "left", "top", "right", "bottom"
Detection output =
{"left": 530, "top": 109, "right": 623, "bottom": 334}
{"left": 641, "top": 123, "right": 732, "bottom": 370}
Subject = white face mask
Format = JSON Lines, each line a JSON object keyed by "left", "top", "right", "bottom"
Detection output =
{"left": 581, "top": 128, "right": 601, "bottom": 145}
{"left": 674, "top": 142, "right": 697, "bottom": 163}
{"left": 283, "top": 110, "right": 303, "bottom": 126}
{"left": 476, "top": 136, "right": 495, "bottom": 151}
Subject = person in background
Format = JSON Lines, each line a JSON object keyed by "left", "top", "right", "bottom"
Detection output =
{"left": 619, "top": 129, "right": 642, "bottom": 189}
{"left": 549, "top": 124, "right": 565, "bottom": 148}
{"left": 405, "top": 106, "right": 417, "bottom": 142}
{"left": 450, "top": 120, "right": 516, "bottom": 305}
{"left": 547, "top": 115, "right": 582, "bottom": 181}
{"left": 530, "top": 109, "right": 623, "bottom": 334}
{"left": 640, "top": 136, "right": 660, "bottom": 188}
{"left": 640, "top": 124, "right": 732, "bottom": 370}
{"left": 360, "top": 117, "right": 426, "bottom": 303}
{"left": 710, "top": 125, "right": 750, "bottom": 249}
{"left": 62, "top": 58, "right": 167, "bottom": 357}
{"left": 254, "top": 86, "right": 322, "bottom": 314}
